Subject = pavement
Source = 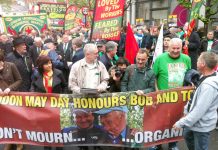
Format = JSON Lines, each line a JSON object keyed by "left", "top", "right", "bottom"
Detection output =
{"left": 0, "top": 130, "right": 217, "bottom": 150}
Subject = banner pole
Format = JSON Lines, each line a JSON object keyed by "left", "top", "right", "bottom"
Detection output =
{"left": 89, "top": 0, "right": 97, "bottom": 42}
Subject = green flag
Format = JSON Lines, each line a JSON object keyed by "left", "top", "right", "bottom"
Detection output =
{"left": 190, "top": 0, "right": 204, "bottom": 21}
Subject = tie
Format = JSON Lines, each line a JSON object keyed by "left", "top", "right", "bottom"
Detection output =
{"left": 37, "top": 47, "right": 41, "bottom": 54}
{"left": 63, "top": 43, "right": 67, "bottom": 53}
{"left": 24, "top": 56, "right": 30, "bottom": 72}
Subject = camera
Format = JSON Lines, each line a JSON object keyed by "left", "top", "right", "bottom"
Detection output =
{"left": 115, "top": 68, "right": 122, "bottom": 78}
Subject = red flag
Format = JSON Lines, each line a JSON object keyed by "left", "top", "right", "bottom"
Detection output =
{"left": 183, "top": 19, "right": 196, "bottom": 55}
{"left": 187, "top": 19, "right": 195, "bottom": 38}
{"left": 125, "top": 23, "right": 139, "bottom": 64}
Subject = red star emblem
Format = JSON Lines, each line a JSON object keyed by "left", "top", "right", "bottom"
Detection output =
{"left": 25, "top": 27, "right": 33, "bottom": 34}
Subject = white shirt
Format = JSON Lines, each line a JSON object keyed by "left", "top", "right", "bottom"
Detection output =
{"left": 83, "top": 62, "right": 100, "bottom": 89}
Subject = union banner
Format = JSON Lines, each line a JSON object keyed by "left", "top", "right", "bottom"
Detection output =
{"left": 2, "top": 14, "right": 48, "bottom": 35}
{"left": 38, "top": 2, "right": 67, "bottom": 29}
{"left": 91, "top": 0, "right": 125, "bottom": 41}
{"left": 64, "top": 5, "right": 93, "bottom": 32}
{"left": 0, "top": 87, "right": 193, "bottom": 148}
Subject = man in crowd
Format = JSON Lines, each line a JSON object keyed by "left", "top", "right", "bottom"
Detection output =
{"left": 200, "top": 31, "right": 214, "bottom": 54}
{"left": 41, "top": 38, "right": 64, "bottom": 70}
{"left": 121, "top": 50, "right": 155, "bottom": 96}
{"left": 56, "top": 34, "right": 72, "bottom": 81}
{"left": 0, "top": 34, "right": 13, "bottom": 56}
{"left": 108, "top": 57, "right": 130, "bottom": 92}
{"left": 96, "top": 40, "right": 106, "bottom": 57}
{"left": 99, "top": 41, "right": 119, "bottom": 71}
{"left": 4, "top": 36, "right": 33, "bottom": 150}
{"left": 182, "top": 22, "right": 200, "bottom": 69}
{"left": 173, "top": 52, "right": 218, "bottom": 150}
{"left": 152, "top": 38, "right": 191, "bottom": 150}
{"left": 29, "top": 37, "right": 43, "bottom": 67}
{"left": 6, "top": 36, "right": 32, "bottom": 92}
{"left": 68, "top": 43, "right": 109, "bottom": 94}
{"left": 163, "top": 34, "right": 173, "bottom": 53}
{"left": 71, "top": 37, "right": 84, "bottom": 64}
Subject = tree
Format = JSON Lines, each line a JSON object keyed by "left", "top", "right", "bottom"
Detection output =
{"left": 0, "top": 0, "right": 13, "bottom": 13}
{"left": 178, "top": 0, "right": 218, "bottom": 32}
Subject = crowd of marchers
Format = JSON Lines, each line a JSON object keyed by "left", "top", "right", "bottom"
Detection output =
{"left": 0, "top": 24, "right": 218, "bottom": 150}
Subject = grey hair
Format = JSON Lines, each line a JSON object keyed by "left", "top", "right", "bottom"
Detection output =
{"left": 34, "top": 37, "right": 42, "bottom": 43}
{"left": 169, "top": 38, "right": 182, "bottom": 47}
{"left": 199, "top": 52, "right": 218, "bottom": 69}
{"left": 105, "top": 41, "right": 118, "bottom": 52}
{"left": 83, "top": 43, "right": 97, "bottom": 54}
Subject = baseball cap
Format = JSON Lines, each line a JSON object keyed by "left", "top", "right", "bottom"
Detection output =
{"left": 94, "top": 106, "right": 128, "bottom": 115}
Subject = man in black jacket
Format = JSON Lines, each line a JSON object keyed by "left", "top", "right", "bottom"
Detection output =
{"left": 6, "top": 36, "right": 32, "bottom": 92}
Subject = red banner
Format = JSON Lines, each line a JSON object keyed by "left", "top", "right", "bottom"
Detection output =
{"left": 0, "top": 87, "right": 193, "bottom": 147}
{"left": 91, "top": 0, "right": 125, "bottom": 41}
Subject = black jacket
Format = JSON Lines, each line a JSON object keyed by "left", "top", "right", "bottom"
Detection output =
{"left": 72, "top": 48, "right": 84, "bottom": 64}
{"left": 56, "top": 41, "right": 72, "bottom": 69}
{"left": 99, "top": 53, "right": 115, "bottom": 71}
{"left": 182, "top": 32, "right": 201, "bottom": 69}
{"left": 29, "top": 44, "right": 43, "bottom": 67}
{"left": 6, "top": 51, "right": 32, "bottom": 92}
{"left": 30, "top": 69, "right": 68, "bottom": 93}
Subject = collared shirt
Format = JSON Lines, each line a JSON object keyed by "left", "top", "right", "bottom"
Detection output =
{"left": 83, "top": 62, "right": 100, "bottom": 89}
{"left": 63, "top": 43, "right": 68, "bottom": 53}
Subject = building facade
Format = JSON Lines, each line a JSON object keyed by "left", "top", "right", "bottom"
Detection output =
{"left": 125, "top": 0, "right": 187, "bottom": 27}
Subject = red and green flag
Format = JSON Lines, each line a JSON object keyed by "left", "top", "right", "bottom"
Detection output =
{"left": 183, "top": 0, "right": 203, "bottom": 55}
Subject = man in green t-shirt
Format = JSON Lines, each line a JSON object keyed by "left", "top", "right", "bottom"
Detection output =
{"left": 153, "top": 38, "right": 191, "bottom": 90}
{"left": 151, "top": 38, "right": 191, "bottom": 150}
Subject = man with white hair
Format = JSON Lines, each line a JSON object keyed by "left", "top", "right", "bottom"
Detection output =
{"left": 151, "top": 38, "right": 191, "bottom": 150}
{"left": 29, "top": 37, "right": 43, "bottom": 67}
{"left": 68, "top": 43, "right": 109, "bottom": 94}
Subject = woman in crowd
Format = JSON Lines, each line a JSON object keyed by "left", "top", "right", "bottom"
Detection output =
{"left": 30, "top": 55, "right": 67, "bottom": 94}
{"left": 0, "top": 49, "right": 22, "bottom": 150}
{"left": 30, "top": 55, "right": 67, "bottom": 150}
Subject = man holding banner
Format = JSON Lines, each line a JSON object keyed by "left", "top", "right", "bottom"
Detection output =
{"left": 173, "top": 52, "right": 218, "bottom": 150}
{"left": 68, "top": 43, "right": 109, "bottom": 94}
{"left": 121, "top": 49, "right": 155, "bottom": 96}
{"left": 152, "top": 38, "right": 191, "bottom": 150}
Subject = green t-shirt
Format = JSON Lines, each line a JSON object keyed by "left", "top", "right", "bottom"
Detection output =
{"left": 153, "top": 52, "right": 191, "bottom": 90}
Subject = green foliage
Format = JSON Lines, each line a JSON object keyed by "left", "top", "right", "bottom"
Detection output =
{"left": 177, "top": 0, "right": 218, "bottom": 24}
{"left": 0, "top": 0, "right": 13, "bottom": 12}
{"left": 60, "top": 107, "right": 73, "bottom": 129}
{"left": 68, "top": 0, "right": 95, "bottom": 10}
{"left": 57, "top": 0, "right": 65, "bottom": 2}
{"left": 0, "top": 0, "right": 12, "bottom": 4}
{"left": 127, "top": 105, "right": 143, "bottom": 130}
{"left": 177, "top": 0, "right": 192, "bottom": 9}
{"left": 59, "top": 95, "right": 74, "bottom": 129}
